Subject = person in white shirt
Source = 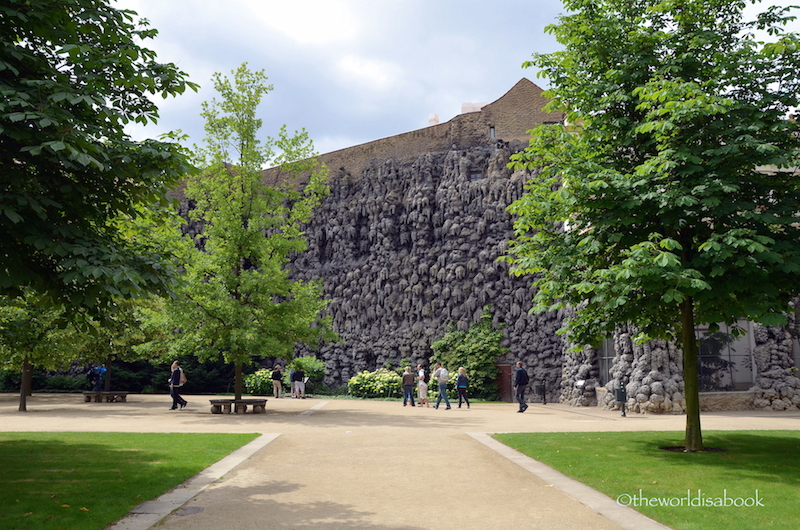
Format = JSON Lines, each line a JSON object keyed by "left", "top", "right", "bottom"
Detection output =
{"left": 417, "top": 364, "right": 429, "bottom": 407}
{"left": 432, "top": 362, "right": 451, "bottom": 410}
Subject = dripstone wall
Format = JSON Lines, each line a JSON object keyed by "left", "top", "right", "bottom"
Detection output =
{"left": 290, "top": 142, "right": 564, "bottom": 401}
{"left": 749, "top": 322, "right": 800, "bottom": 410}
{"left": 601, "top": 327, "right": 687, "bottom": 414}
{"left": 269, "top": 79, "right": 568, "bottom": 400}
{"left": 599, "top": 321, "right": 800, "bottom": 413}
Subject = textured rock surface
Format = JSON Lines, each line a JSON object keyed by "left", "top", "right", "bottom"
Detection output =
{"left": 600, "top": 326, "right": 686, "bottom": 414}
{"left": 601, "top": 322, "right": 800, "bottom": 413}
{"left": 288, "top": 143, "right": 565, "bottom": 402}
{"left": 748, "top": 322, "right": 800, "bottom": 410}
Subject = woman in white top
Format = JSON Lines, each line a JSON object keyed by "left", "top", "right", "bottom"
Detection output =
{"left": 417, "top": 364, "right": 429, "bottom": 407}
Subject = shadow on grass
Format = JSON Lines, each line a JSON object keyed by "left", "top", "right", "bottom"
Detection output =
{"left": 496, "top": 430, "right": 800, "bottom": 530}
{"left": 636, "top": 431, "right": 800, "bottom": 488}
{"left": 0, "top": 433, "right": 255, "bottom": 530}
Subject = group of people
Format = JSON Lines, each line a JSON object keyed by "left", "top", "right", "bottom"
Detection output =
{"left": 401, "top": 362, "right": 471, "bottom": 410}
{"left": 165, "top": 359, "right": 533, "bottom": 412}
{"left": 404, "top": 361, "right": 532, "bottom": 413}
{"left": 270, "top": 365, "right": 306, "bottom": 399}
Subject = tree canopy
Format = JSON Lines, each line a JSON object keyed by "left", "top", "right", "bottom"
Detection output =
{"left": 0, "top": 0, "right": 197, "bottom": 310}
{"left": 506, "top": 0, "right": 800, "bottom": 450}
{"left": 0, "top": 292, "right": 87, "bottom": 410}
{"left": 140, "top": 64, "right": 335, "bottom": 400}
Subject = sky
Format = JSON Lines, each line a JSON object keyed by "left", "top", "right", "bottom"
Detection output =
{"left": 116, "top": 0, "right": 800, "bottom": 157}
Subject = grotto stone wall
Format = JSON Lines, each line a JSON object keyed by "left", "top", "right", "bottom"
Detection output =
{"left": 601, "top": 328, "right": 687, "bottom": 414}
{"left": 288, "top": 141, "right": 566, "bottom": 401}
{"left": 599, "top": 321, "right": 800, "bottom": 413}
{"left": 749, "top": 322, "right": 800, "bottom": 410}
{"left": 560, "top": 344, "right": 601, "bottom": 407}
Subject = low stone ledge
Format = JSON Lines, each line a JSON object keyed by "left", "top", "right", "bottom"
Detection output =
{"left": 699, "top": 391, "right": 755, "bottom": 412}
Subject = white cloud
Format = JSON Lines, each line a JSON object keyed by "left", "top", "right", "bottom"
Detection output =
{"left": 241, "top": 0, "right": 360, "bottom": 45}
{"left": 335, "top": 55, "right": 403, "bottom": 93}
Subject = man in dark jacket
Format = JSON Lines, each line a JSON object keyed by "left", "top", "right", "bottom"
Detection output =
{"left": 292, "top": 368, "right": 306, "bottom": 399}
{"left": 514, "top": 361, "right": 529, "bottom": 413}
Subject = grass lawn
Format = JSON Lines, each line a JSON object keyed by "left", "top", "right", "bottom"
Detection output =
{"left": 494, "top": 430, "right": 800, "bottom": 530}
{"left": 0, "top": 432, "right": 260, "bottom": 530}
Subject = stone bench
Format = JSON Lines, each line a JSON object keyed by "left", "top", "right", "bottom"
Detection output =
{"left": 209, "top": 398, "right": 267, "bottom": 414}
{"left": 83, "top": 391, "right": 130, "bottom": 403}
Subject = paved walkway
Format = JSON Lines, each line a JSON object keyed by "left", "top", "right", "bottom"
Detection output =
{"left": 2, "top": 393, "right": 799, "bottom": 529}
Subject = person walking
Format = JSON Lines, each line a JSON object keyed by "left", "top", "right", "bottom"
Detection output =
{"left": 169, "top": 360, "right": 188, "bottom": 410}
{"left": 514, "top": 361, "right": 529, "bottom": 413}
{"left": 271, "top": 364, "right": 283, "bottom": 398}
{"left": 417, "top": 364, "right": 429, "bottom": 407}
{"left": 402, "top": 366, "right": 416, "bottom": 406}
{"left": 432, "top": 362, "right": 451, "bottom": 410}
{"left": 456, "top": 366, "right": 470, "bottom": 409}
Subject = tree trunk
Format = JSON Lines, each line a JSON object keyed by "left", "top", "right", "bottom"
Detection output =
{"left": 23, "top": 359, "right": 33, "bottom": 396}
{"left": 681, "top": 296, "right": 704, "bottom": 451}
{"left": 18, "top": 358, "right": 31, "bottom": 412}
{"left": 234, "top": 362, "right": 243, "bottom": 400}
{"left": 104, "top": 353, "right": 113, "bottom": 391}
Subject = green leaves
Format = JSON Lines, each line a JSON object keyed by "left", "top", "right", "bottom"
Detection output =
{"left": 158, "top": 64, "right": 335, "bottom": 397}
{"left": 430, "top": 307, "right": 506, "bottom": 399}
{"left": 506, "top": 0, "right": 800, "bottom": 349}
{"left": 1, "top": 0, "right": 198, "bottom": 310}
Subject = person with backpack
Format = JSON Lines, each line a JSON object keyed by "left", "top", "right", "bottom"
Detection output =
{"left": 169, "top": 360, "right": 188, "bottom": 410}
{"left": 417, "top": 364, "right": 429, "bottom": 407}
{"left": 514, "top": 361, "right": 529, "bottom": 413}
{"left": 432, "top": 362, "right": 451, "bottom": 410}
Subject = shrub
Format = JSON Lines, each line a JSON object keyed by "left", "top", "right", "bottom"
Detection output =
{"left": 287, "top": 356, "right": 325, "bottom": 382}
{"left": 0, "top": 369, "right": 19, "bottom": 392}
{"left": 347, "top": 368, "right": 402, "bottom": 398}
{"left": 244, "top": 369, "right": 273, "bottom": 395}
{"left": 430, "top": 306, "right": 507, "bottom": 400}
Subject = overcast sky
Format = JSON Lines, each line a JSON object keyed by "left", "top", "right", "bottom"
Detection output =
{"left": 116, "top": 0, "right": 800, "bottom": 156}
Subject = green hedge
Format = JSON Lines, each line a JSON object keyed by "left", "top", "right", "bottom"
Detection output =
{"left": 347, "top": 368, "right": 402, "bottom": 398}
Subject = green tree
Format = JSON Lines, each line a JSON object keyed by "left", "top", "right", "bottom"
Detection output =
{"left": 79, "top": 297, "right": 160, "bottom": 390}
{"left": 0, "top": 0, "right": 197, "bottom": 310}
{"left": 0, "top": 293, "right": 88, "bottom": 410}
{"left": 430, "top": 307, "right": 506, "bottom": 399}
{"left": 149, "top": 64, "right": 335, "bottom": 400}
{"left": 506, "top": 0, "right": 800, "bottom": 451}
